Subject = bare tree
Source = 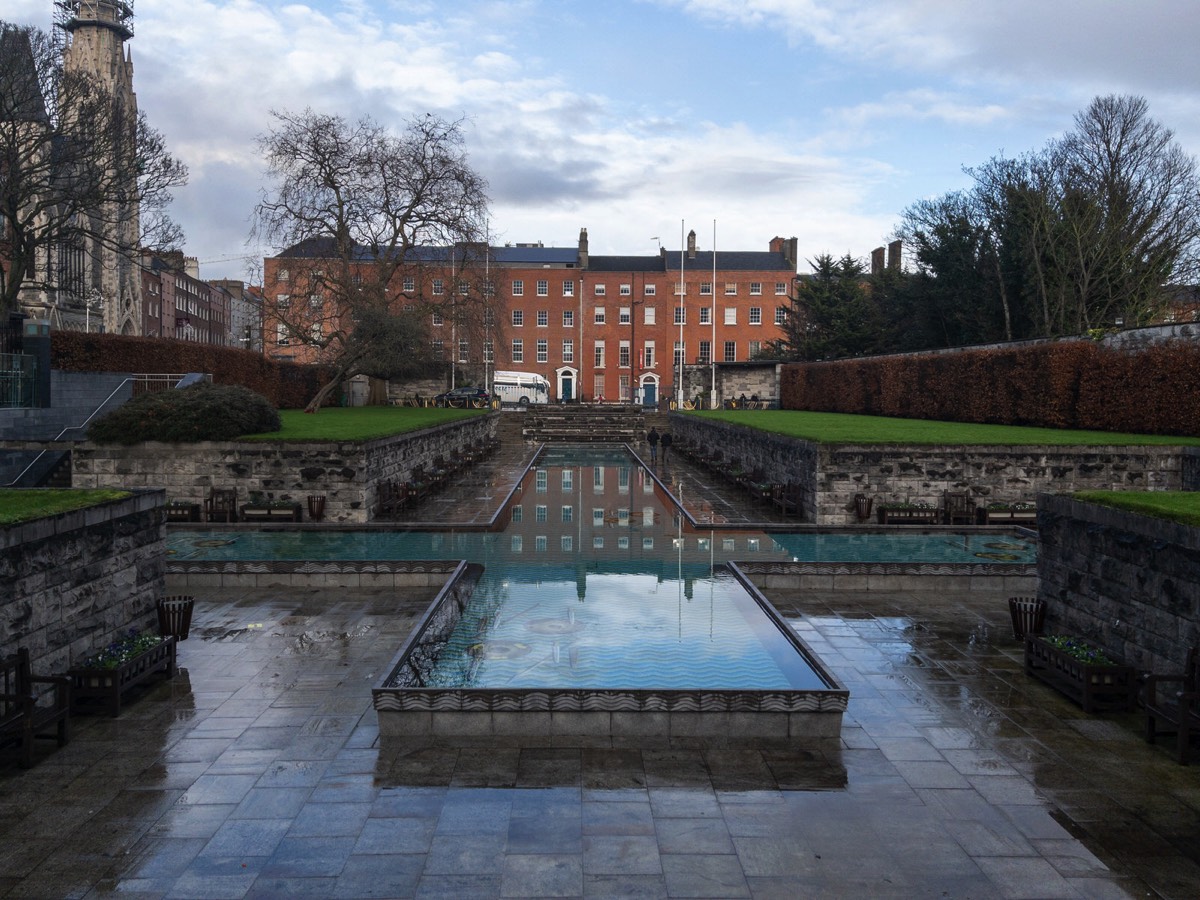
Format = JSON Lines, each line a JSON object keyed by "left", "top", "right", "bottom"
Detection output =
{"left": 0, "top": 21, "right": 187, "bottom": 315}
{"left": 253, "top": 109, "right": 491, "bottom": 411}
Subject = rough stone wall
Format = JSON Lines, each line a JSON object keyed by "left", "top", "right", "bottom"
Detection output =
{"left": 72, "top": 415, "right": 497, "bottom": 524}
{"left": 1, "top": 492, "right": 165, "bottom": 675}
{"left": 818, "top": 445, "right": 1186, "bottom": 526}
{"left": 1037, "top": 494, "right": 1200, "bottom": 675}
{"left": 1183, "top": 447, "right": 1200, "bottom": 491}
{"left": 669, "top": 415, "right": 1191, "bottom": 525}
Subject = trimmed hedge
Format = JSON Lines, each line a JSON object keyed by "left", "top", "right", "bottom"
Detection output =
{"left": 51, "top": 331, "right": 333, "bottom": 409}
{"left": 780, "top": 339, "right": 1200, "bottom": 436}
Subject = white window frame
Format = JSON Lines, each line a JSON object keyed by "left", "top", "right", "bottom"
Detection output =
{"left": 512, "top": 339, "right": 524, "bottom": 362}
{"left": 750, "top": 282, "right": 762, "bottom": 295}
{"left": 537, "top": 309, "right": 548, "bottom": 327}
{"left": 724, "top": 282, "right": 737, "bottom": 296}
{"left": 512, "top": 279, "right": 524, "bottom": 296}
{"left": 724, "top": 307, "right": 737, "bottom": 325}
{"left": 537, "top": 339, "right": 548, "bottom": 363}
{"left": 749, "top": 306, "right": 762, "bottom": 325}
{"left": 536, "top": 279, "right": 548, "bottom": 297}
{"left": 594, "top": 306, "right": 606, "bottom": 325}
{"left": 512, "top": 309, "right": 524, "bottom": 327}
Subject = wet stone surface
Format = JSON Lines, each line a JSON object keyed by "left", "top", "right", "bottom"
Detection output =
{"left": 3, "top": 583, "right": 1198, "bottom": 898}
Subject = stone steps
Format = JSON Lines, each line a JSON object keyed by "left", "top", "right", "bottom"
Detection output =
{"left": 521, "top": 404, "right": 649, "bottom": 443}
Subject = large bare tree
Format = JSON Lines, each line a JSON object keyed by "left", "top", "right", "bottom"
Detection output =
{"left": 253, "top": 109, "right": 491, "bottom": 411}
{"left": 0, "top": 21, "right": 187, "bottom": 316}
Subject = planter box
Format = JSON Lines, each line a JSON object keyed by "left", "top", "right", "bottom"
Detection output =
{"left": 1024, "top": 636, "right": 1137, "bottom": 713}
{"left": 240, "top": 504, "right": 302, "bottom": 522}
{"left": 877, "top": 507, "right": 939, "bottom": 525}
{"left": 68, "top": 637, "right": 176, "bottom": 717}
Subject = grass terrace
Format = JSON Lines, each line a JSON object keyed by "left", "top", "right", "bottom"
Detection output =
{"left": 692, "top": 409, "right": 1200, "bottom": 446}
{"left": 0, "top": 489, "right": 133, "bottom": 527}
{"left": 237, "top": 406, "right": 485, "bottom": 442}
{"left": 1074, "top": 490, "right": 1200, "bottom": 527}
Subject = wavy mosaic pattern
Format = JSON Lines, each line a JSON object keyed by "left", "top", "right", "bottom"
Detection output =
{"left": 372, "top": 688, "right": 847, "bottom": 713}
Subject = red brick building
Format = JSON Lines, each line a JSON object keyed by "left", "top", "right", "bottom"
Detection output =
{"left": 262, "top": 228, "right": 798, "bottom": 402}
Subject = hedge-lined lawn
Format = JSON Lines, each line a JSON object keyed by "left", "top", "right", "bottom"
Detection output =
{"left": 1074, "top": 491, "right": 1200, "bottom": 527}
{"left": 0, "top": 489, "right": 133, "bottom": 527}
{"left": 691, "top": 410, "right": 1200, "bottom": 446}
{"left": 238, "top": 406, "right": 486, "bottom": 442}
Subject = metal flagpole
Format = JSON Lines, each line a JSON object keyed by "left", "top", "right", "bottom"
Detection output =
{"left": 711, "top": 219, "right": 717, "bottom": 409}
{"left": 678, "top": 219, "right": 685, "bottom": 407}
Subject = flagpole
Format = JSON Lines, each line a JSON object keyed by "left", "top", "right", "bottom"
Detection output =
{"left": 678, "top": 218, "right": 685, "bottom": 408}
{"left": 711, "top": 218, "right": 717, "bottom": 409}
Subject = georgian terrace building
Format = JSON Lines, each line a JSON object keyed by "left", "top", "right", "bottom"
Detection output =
{"left": 262, "top": 228, "right": 799, "bottom": 403}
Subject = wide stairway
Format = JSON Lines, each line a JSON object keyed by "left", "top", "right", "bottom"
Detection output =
{"left": 520, "top": 404, "right": 660, "bottom": 443}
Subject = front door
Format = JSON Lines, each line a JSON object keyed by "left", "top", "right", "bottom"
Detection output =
{"left": 642, "top": 381, "right": 657, "bottom": 407}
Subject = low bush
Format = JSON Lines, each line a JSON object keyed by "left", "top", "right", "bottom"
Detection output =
{"left": 88, "top": 383, "right": 281, "bottom": 444}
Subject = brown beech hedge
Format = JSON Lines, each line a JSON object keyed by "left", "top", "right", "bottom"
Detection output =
{"left": 51, "top": 331, "right": 333, "bottom": 410}
{"left": 780, "top": 339, "right": 1200, "bottom": 436}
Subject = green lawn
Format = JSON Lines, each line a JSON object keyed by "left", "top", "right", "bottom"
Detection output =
{"left": 237, "top": 407, "right": 486, "bottom": 441}
{"left": 1073, "top": 491, "right": 1200, "bottom": 527}
{"left": 0, "top": 489, "right": 133, "bottom": 527}
{"left": 690, "top": 410, "right": 1200, "bottom": 447}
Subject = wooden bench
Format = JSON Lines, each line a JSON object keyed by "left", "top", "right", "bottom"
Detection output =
{"left": 0, "top": 648, "right": 70, "bottom": 768}
{"left": 1145, "top": 646, "right": 1200, "bottom": 764}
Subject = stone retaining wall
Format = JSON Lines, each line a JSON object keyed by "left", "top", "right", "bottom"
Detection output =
{"left": 1037, "top": 494, "right": 1200, "bottom": 674}
{"left": 1, "top": 492, "right": 165, "bottom": 675}
{"left": 72, "top": 414, "right": 497, "bottom": 524}
{"left": 670, "top": 414, "right": 1194, "bottom": 525}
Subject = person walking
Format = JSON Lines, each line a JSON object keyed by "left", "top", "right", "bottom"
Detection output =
{"left": 647, "top": 427, "right": 659, "bottom": 462}
{"left": 660, "top": 430, "right": 673, "bottom": 463}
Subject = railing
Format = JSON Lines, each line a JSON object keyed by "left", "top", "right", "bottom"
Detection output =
{"left": 3, "top": 372, "right": 212, "bottom": 486}
{"left": 0, "top": 352, "right": 35, "bottom": 408}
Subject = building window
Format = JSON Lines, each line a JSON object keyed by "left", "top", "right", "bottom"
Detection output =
{"left": 674, "top": 341, "right": 684, "bottom": 366}
{"left": 484, "top": 340, "right": 494, "bottom": 363}
{"left": 458, "top": 281, "right": 469, "bottom": 296}
{"left": 724, "top": 307, "right": 737, "bottom": 325}
{"left": 276, "top": 323, "right": 289, "bottom": 345}
{"left": 432, "top": 278, "right": 444, "bottom": 295}
{"left": 619, "top": 374, "right": 630, "bottom": 400}
{"left": 700, "top": 281, "right": 712, "bottom": 296}
{"left": 308, "top": 293, "right": 322, "bottom": 309}
{"left": 563, "top": 280, "right": 574, "bottom": 296}
{"left": 594, "top": 375, "right": 605, "bottom": 400}
{"left": 431, "top": 339, "right": 444, "bottom": 354}
{"left": 644, "top": 284, "right": 656, "bottom": 297}
{"left": 775, "top": 282, "right": 787, "bottom": 295}
{"left": 511, "top": 505, "right": 523, "bottom": 523}
{"left": 749, "top": 340, "right": 761, "bottom": 357}
{"left": 644, "top": 341, "right": 655, "bottom": 368}
{"left": 594, "top": 341, "right": 605, "bottom": 368}
{"left": 775, "top": 306, "right": 787, "bottom": 326}
{"left": 619, "top": 342, "right": 630, "bottom": 368}
{"left": 535, "top": 504, "right": 547, "bottom": 522}
{"left": 749, "top": 306, "right": 762, "bottom": 325}
{"left": 594, "top": 284, "right": 606, "bottom": 297}
{"left": 563, "top": 309, "right": 574, "bottom": 327}
{"left": 699, "top": 307, "right": 711, "bottom": 325}
{"left": 537, "top": 309, "right": 548, "bottom": 327}
{"left": 537, "top": 279, "right": 548, "bottom": 296}
{"left": 561, "top": 506, "right": 573, "bottom": 523}
{"left": 562, "top": 339, "right": 574, "bottom": 363}
{"left": 620, "top": 284, "right": 631, "bottom": 296}
{"left": 594, "top": 307, "right": 605, "bottom": 325}
{"left": 698, "top": 341, "right": 711, "bottom": 364}
{"left": 674, "top": 306, "right": 685, "bottom": 325}
{"left": 276, "top": 294, "right": 290, "bottom": 308}
{"left": 725, "top": 283, "right": 737, "bottom": 295}
{"left": 619, "top": 307, "right": 631, "bottom": 325}
{"left": 724, "top": 340, "right": 736, "bottom": 362}
{"left": 277, "top": 268, "right": 290, "bottom": 282}
{"left": 402, "top": 276, "right": 415, "bottom": 292}
{"left": 512, "top": 339, "right": 523, "bottom": 362}
{"left": 432, "top": 311, "right": 444, "bottom": 326}
{"left": 512, "top": 309, "right": 523, "bottom": 327}
{"left": 749, "top": 282, "right": 762, "bottom": 295}
{"left": 512, "top": 279, "right": 524, "bottom": 296}
{"left": 537, "top": 339, "right": 548, "bottom": 363}
{"left": 644, "top": 306, "right": 655, "bottom": 325}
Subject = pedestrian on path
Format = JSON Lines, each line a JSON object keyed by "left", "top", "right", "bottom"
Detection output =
{"left": 647, "top": 427, "right": 659, "bottom": 462}
{"left": 660, "top": 431, "right": 673, "bottom": 463}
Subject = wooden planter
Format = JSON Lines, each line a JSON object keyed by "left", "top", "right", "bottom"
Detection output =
{"left": 977, "top": 508, "right": 1037, "bottom": 525}
{"left": 165, "top": 503, "right": 201, "bottom": 523}
{"left": 68, "top": 637, "right": 176, "bottom": 717}
{"left": 877, "top": 507, "right": 939, "bottom": 525}
{"left": 1024, "top": 636, "right": 1137, "bottom": 713}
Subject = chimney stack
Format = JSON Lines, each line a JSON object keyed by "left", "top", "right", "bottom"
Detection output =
{"left": 578, "top": 227, "right": 589, "bottom": 269}
{"left": 687, "top": 229, "right": 697, "bottom": 260}
{"left": 871, "top": 247, "right": 885, "bottom": 275}
{"left": 887, "top": 240, "right": 902, "bottom": 270}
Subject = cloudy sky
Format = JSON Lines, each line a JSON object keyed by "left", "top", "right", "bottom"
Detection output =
{"left": 10, "top": 0, "right": 1200, "bottom": 281}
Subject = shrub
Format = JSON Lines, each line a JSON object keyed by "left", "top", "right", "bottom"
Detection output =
{"left": 88, "top": 383, "right": 281, "bottom": 443}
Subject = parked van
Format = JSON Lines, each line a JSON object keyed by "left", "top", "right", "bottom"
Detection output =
{"left": 491, "top": 370, "right": 551, "bottom": 406}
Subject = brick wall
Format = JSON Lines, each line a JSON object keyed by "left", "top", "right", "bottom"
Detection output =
{"left": 1038, "top": 494, "right": 1200, "bottom": 674}
{"left": 1, "top": 492, "right": 165, "bottom": 675}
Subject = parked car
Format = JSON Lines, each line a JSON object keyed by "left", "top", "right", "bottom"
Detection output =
{"left": 434, "top": 386, "right": 491, "bottom": 407}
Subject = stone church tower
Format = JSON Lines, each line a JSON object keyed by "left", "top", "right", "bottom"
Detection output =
{"left": 56, "top": 0, "right": 142, "bottom": 335}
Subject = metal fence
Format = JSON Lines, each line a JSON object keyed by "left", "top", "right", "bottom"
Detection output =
{"left": 130, "top": 373, "right": 212, "bottom": 397}
{"left": 0, "top": 352, "right": 35, "bottom": 408}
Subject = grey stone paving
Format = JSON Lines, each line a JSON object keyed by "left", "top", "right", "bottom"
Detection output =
{"left": 4, "top": 433, "right": 1199, "bottom": 897}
